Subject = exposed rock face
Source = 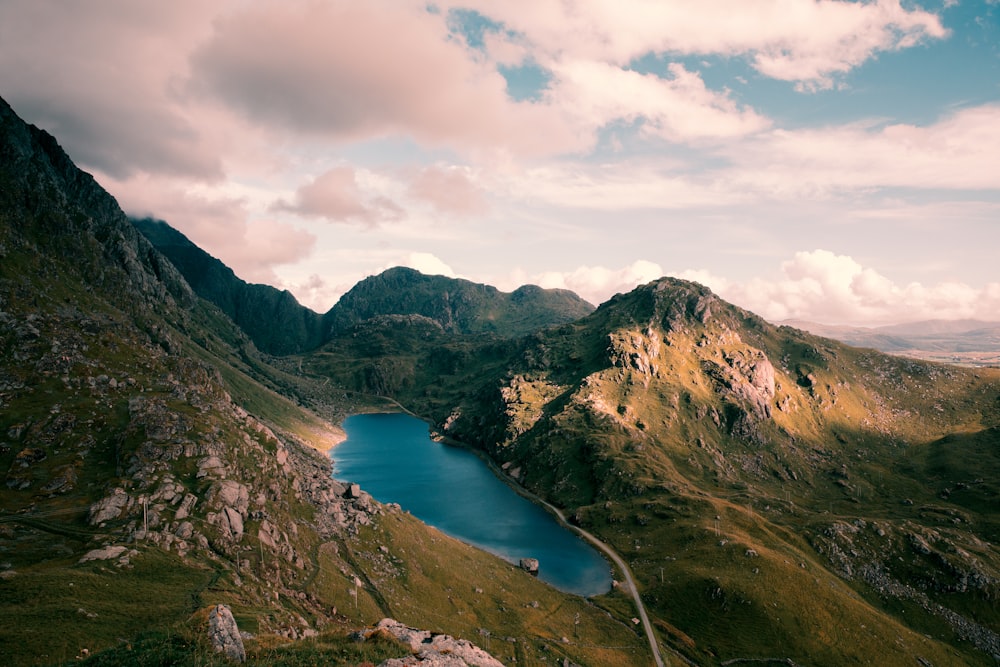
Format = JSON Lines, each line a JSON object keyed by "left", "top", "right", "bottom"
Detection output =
{"left": 78, "top": 545, "right": 127, "bottom": 563}
{"left": 701, "top": 347, "right": 776, "bottom": 420}
{"left": 367, "top": 618, "right": 503, "bottom": 667}
{"left": 208, "top": 604, "right": 246, "bottom": 663}
{"left": 88, "top": 488, "right": 131, "bottom": 525}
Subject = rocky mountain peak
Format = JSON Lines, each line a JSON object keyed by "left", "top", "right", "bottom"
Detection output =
{"left": 0, "top": 95, "right": 193, "bottom": 312}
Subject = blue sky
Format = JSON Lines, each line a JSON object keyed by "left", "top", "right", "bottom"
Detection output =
{"left": 1, "top": 0, "right": 998, "bottom": 325}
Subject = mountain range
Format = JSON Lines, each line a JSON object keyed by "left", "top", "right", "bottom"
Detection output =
{"left": 132, "top": 216, "right": 594, "bottom": 356}
{"left": 784, "top": 319, "right": 1000, "bottom": 367}
{"left": 2, "top": 94, "right": 1000, "bottom": 666}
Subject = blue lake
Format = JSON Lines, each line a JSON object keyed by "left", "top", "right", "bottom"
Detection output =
{"left": 331, "top": 412, "right": 612, "bottom": 597}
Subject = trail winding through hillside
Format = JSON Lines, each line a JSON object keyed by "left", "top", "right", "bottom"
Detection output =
{"left": 522, "top": 489, "right": 667, "bottom": 667}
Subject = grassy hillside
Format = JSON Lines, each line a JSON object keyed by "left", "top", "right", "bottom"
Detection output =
{"left": 334, "top": 278, "right": 1000, "bottom": 665}
{"left": 0, "top": 96, "right": 646, "bottom": 666}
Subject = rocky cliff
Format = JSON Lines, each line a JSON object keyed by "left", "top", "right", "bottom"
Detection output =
{"left": 132, "top": 217, "right": 327, "bottom": 355}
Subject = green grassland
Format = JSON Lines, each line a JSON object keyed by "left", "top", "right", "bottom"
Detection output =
{"left": 317, "top": 279, "right": 1000, "bottom": 665}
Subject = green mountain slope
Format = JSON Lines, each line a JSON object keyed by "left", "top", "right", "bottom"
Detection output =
{"left": 785, "top": 318, "right": 1000, "bottom": 367}
{"left": 350, "top": 277, "right": 1000, "bottom": 665}
{"left": 0, "top": 97, "right": 645, "bottom": 666}
{"left": 133, "top": 218, "right": 595, "bottom": 356}
{"left": 131, "top": 217, "right": 327, "bottom": 356}
{"left": 326, "top": 265, "right": 594, "bottom": 338}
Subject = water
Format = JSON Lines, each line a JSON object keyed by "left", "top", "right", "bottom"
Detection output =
{"left": 331, "top": 412, "right": 612, "bottom": 597}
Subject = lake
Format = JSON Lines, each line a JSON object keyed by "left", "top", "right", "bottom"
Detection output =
{"left": 331, "top": 412, "right": 612, "bottom": 597}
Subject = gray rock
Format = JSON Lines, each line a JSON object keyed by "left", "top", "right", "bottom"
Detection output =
{"left": 174, "top": 493, "right": 197, "bottom": 520}
{"left": 208, "top": 603, "right": 246, "bottom": 662}
{"left": 370, "top": 618, "right": 502, "bottom": 667}
{"left": 88, "top": 488, "right": 130, "bottom": 524}
{"left": 519, "top": 558, "right": 539, "bottom": 575}
{"left": 79, "top": 545, "right": 127, "bottom": 563}
{"left": 211, "top": 480, "right": 249, "bottom": 515}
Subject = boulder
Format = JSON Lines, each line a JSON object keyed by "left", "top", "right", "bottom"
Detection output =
{"left": 79, "top": 545, "right": 127, "bottom": 563}
{"left": 519, "top": 558, "right": 539, "bottom": 575}
{"left": 174, "top": 493, "right": 197, "bottom": 520}
{"left": 208, "top": 604, "right": 245, "bottom": 662}
{"left": 175, "top": 521, "right": 194, "bottom": 539}
{"left": 88, "top": 488, "right": 130, "bottom": 524}
{"left": 369, "top": 618, "right": 502, "bottom": 667}
{"left": 223, "top": 506, "right": 245, "bottom": 540}
{"left": 211, "top": 480, "right": 249, "bottom": 515}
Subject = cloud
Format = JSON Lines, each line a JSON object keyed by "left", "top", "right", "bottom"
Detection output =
{"left": 278, "top": 167, "right": 404, "bottom": 225}
{"left": 189, "top": 1, "right": 580, "bottom": 156}
{"left": 549, "top": 61, "right": 770, "bottom": 142}
{"left": 104, "top": 172, "right": 316, "bottom": 285}
{"left": 529, "top": 260, "right": 665, "bottom": 305}
{"left": 400, "top": 252, "right": 459, "bottom": 278}
{"left": 517, "top": 252, "right": 1000, "bottom": 326}
{"left": 706, "top": 250, "right": 1000, "bottom": 325}
{"left": 407, "top": 166, "right": 489, "bottom": 216}
{"left": 0, "top": 0, "right": 225, "bottom": 179}
{"left": 726, "top": 105, "right": 1000, "bottom": 195}
{"left": 446, "top": 0, "right": 946, "bottom": 88}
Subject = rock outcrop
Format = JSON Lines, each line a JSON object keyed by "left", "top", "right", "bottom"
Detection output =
{"left": 208, "top": 604, "right": 246, "bottom": 663}
{"left": 519, "top": 557, "right": 539, "bottom": 575}
{"left": 364, "top": 618, "right": 503, "bottom": 667}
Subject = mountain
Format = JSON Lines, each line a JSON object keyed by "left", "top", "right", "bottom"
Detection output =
{"left": 350, "top": 277, "right": 1000, "bottom": 665}
{"left": 131, "top": 216, "right": 327, "bottom": 356}
{"left": 784, "top": 318, "right": 1000, "bottom": 366}
{"left": 0, "top": 97, "right": 643, "bottom": 666}
{"left": 7, "top": 90, "right": 1000, "bottom": 665}
{"left": 133, "top": 218, "right": 595, "bottom": 353}
{"left": 325, "top": 265, "right": 594, "bottom": 339}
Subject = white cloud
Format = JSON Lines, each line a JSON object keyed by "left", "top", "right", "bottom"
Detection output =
{"left": 527, "top": 260, "right": 665, "bottom": 305}
{"left": 278, "top": 167, "right": 404, "bottom": 225}
{"left": 706, "top": 250, "right": 1000, "bottom": 325}
{"left": 407, "top": 166, "right": 489, "bottom": 216}
{"left": 400, "top": 252, "right": 459, "bottom": 278}
{"left": 448, "top": 0, "right": 946, "bottom": 88}
{"left": 549, "top": 60, "right": 770, "bottom": 142}
{"left": 725, "top": 105, "right": 1000, "bottom": 195}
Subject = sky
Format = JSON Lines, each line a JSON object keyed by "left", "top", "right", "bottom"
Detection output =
{"left": 1, "top": 0, "right": 999, "bottom": 326}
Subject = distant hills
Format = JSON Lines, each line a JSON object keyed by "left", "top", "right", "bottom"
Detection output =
{"left": 325, "top": 266, "right": 594, "bottom": 338}
{"left": 784, "top": 318, "right": 1000, "bottom": 366}
{"left": 134, "top": 218, "right": 595, "bottom": 355}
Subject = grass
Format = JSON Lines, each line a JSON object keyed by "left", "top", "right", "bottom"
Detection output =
{"left": 0, "top": 550, "right": 217, "bottom": 666}
{"left": 310, "top": 510, "right": 650, "bottom": 667}
{"left": 347, "top": 281, "right": 1000, "bottom": 665}
{"left": 62, "top": 620, "right": 411, "bottom": 667}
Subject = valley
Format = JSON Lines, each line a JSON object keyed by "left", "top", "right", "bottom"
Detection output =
{"left": 2, "top": 94, "right": 1000, "bottom": 666}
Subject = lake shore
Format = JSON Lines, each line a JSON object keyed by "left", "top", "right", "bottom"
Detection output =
{"left": 331, "top": 412, "right": 612, "bottom": 597}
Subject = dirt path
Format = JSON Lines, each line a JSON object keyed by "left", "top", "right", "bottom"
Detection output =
{"left": 519, "top": 490, "right": 667, "bottom": 667}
